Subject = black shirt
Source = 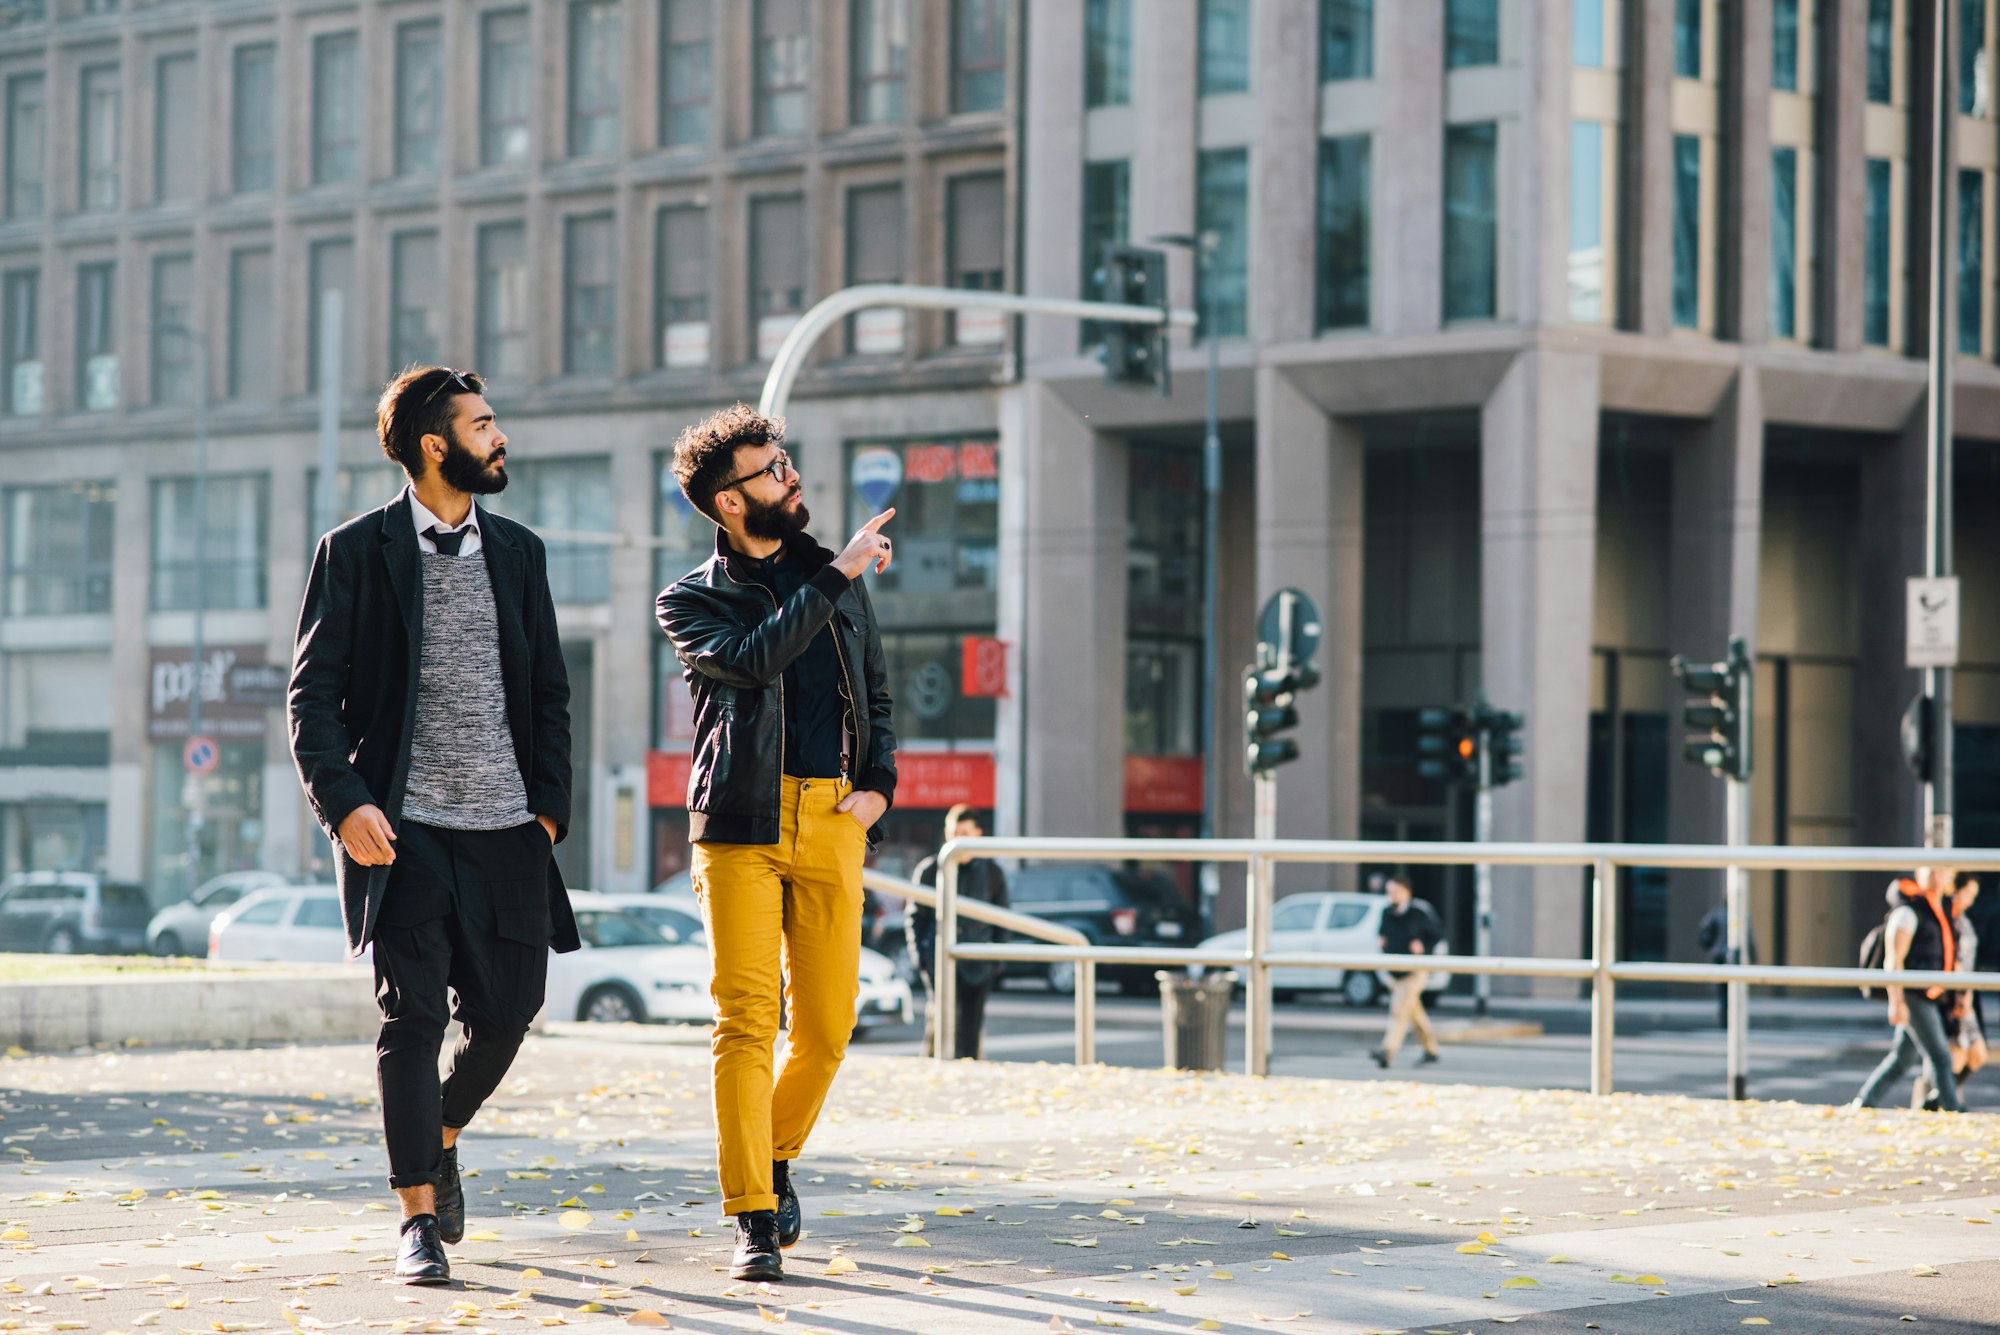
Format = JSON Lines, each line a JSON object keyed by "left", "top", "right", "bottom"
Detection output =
{"left": 734, "top": 542, "right": 847, "bottom": 780}
{"left": 1380, "top": 898, "right": 1442, "bottom": 958}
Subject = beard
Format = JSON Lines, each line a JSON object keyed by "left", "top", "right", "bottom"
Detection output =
{"left": 742, "top": 485, "right": 810, "bottom": 541}
{"left": 438, "top": 426, "right": 508, "bottom": 495}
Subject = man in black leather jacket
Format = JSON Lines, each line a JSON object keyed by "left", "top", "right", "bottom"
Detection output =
{"left": 655, "top": 404, "right": 898, "bottom": 1282}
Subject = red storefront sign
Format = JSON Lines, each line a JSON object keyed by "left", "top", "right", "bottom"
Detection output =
{"left": 646, "top": 749, "right": 994, "bottom": 811}
{"left": 647, "top": 750, "right": 693, "bottom": 807}
{"left": 1123, "top": 755, "right": 1205, "bottom": 813}
{"left": 961, "top": 636, "right": 1008, "bottom": 697}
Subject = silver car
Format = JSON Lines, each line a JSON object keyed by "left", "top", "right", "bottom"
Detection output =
{"left": 148, "top": 870, "right": 289, "bottom": 956}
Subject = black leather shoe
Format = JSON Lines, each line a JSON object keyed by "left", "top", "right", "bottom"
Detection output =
{"left": 395, "top": 1213, "right": 451, "bottom": 1286}
{"left": 1417, "top": 1051, "right": 1440, "bottom": 1066}
{"left": 1367, "top": 1048, "right": 1389, "bottom": 1069}
{"left": 730, "top": 1210, "right": 783, "bottom": 1281}
{"left": 773, "top": 1160, "right": 801, "bottom": 1249}
{"left": 435, "top": 1146, "right": 464, "bottom": 1245}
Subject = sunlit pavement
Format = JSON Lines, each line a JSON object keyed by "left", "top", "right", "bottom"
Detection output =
{"left": 0, "top": 1033, "right": 1995, "bottom": 1334}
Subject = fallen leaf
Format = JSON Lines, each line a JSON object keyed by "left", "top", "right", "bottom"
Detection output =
{"left": 1501, "top": 1277, "right": 1541, "bottom": 1289}
{"left": 559, "top": 1212, "right": 592, "bottom": 1231}
{"left": 625, "top": 1314, "right": 669, "bottom": 1328}
{"left": 823, "top": 1256, "right": 858, "bottom": 1275}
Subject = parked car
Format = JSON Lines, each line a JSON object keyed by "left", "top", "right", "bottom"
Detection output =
{"left": 1195, "top": 891, "right": 1450, "bottom": 1007}
{"left": 999, "top": 864, "right": 1200, "bottom": 996}
{"left": 147, "top": 870, "right": 289, "bottom": 957}
{"left": 0, "top": 871, "right": 151, "bottom": 955}
{"left": 588, "top": 892, "right": 703, "bottom": 945}
{"left": 208, "top": 885, "right": 347, "bottom": 962}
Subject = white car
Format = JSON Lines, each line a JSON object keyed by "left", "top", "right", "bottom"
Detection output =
{"left": 1197, "top": 892, "right": 1449, "bottom": 1007}
{"left": 148, "top": 870, "right": 290, "bottom": 956}
{"left": 551, "top": 901, "right": 715, "bottom": 1024}
{"left": 208, "top": 885, "right": 348, "bottom": 962}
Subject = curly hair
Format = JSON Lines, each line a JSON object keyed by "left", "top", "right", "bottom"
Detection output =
{"left": 671, "top": 403, "right": 786, "bottom": 523}
{"left": 377, "top": 366, "right": 486, "bottom": 479}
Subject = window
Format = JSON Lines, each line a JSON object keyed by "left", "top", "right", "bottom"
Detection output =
{"left": 2, "top": 268, "right": 37, "bottom": 415}
{"left": 6, "top": 74, "right": 43, "bottom": 219}
{"left": 756, "top": 0, "right": 809, "bottom": 137}
{"left": 1960, "top": 168, "right": 1982, "bottom": 354}
{"left": 1322, "top": 0, "right": 1373, "bottom": 81}
{"left": 1196, "top": 148, "right": 1249, "bottom": 337}
{"left": 1572, "top": 0, "right": 1603, "bottom": 66}
{"left": 954, "top": 0, "right": 1006, "bottom": 112}
{"left": 852, "top": 0, "right": 909, "bottom": 125}
{"left": 569, "top": 1, "right": 621, "bottom": 158}
{"left": 78, "top": 64, "right": 119, "bottom": 212}
{"left": 1867, "top": 0, "right": 1894, "bottom": 103}
{"left": 750, "top": 195, "right": 805, "bottom": 360}
{"left": 1770, "top": 146, "right": 1797, "bottom": 338}
{"left": 4, "top": 483, "right": 113, "bottom": 616}
{"left": 153, "top": 54, "right": 197, "bottom": 205}
{"left": 482, "top": 9, "right": 532, "bottom": 167}
{"left": 1772, "top": 0, "right": 1799, "bottom": 91}
{"left": 489, "top": 458, "right": 612, "bottom": 603}
{"left": 234, "top": 898, "right": 287, "bottom": 927}
{"left": 1444, "top": 123, "right": 1497, "bottom": 321}
{"left": 395, "top": 20, "right": 443, "bottom": 177}
{"left": 1127, "top": 444, "right": 1202, "bottom": 754}
{"left": 1672, "top": 133, "right": 1700, "bottom": 327}
{"left": 655, "top": 205, "right": 710, "bottom": 369}
{"left": 478, "top": 222, "right": 530, "bottom": 380}
{"left": 391, "top": 230, "right": 442, "bottom": 372}
{"left": 1272, "top": 897, "right": 1320, "bottom": 932}
{"left": 74, "top": 262, "right": 115, "bottom": 411}
{"left": 1317, "top": 135, "right": 1370, "bottom": 329}
{"left": 564, "top": 213, "right": 615, "bottom": 375}
{"left": 1965, "top": 0, "right": 1987, "bottom": 116}
{"left": 846, "top": 186, "right": 904, "bottom": 354}
{"left": 949, "top": 173, "right": 1006, "bottom": 345}
{"left": 294, "top": 898, "right": 342, "bottom": 930}
{"left": 1446, "top": 0, "right": 1499, "bottom": 68}
{"left": 312, "top": 32, "right": 359, "bottom": 185}
{"left": 232, "top": 44, "right": 275, "bottom": 193}
{"left": 307, "top": 238, "right": 356, "bottom": 394}
{"left": 1864, "top": 157, "right": 1891, "bottom": 346}
{"left": 1199, "top": 0, "right": 1251, "bottom": 94}
{"left": 150, "top": 474, "right": 267, "bottom": 612}
{"left": 227, "top": 247, "right": 274, "bottom": 401}
{"left": 1087, "top": 0, "right": 1132, "bottom": 105}
{"left": 1079, "top": 159, "right": 1129, "bottom": 347}
{"left": 660, "top": 0, "right": 712, "bottom": 147}
{"left": 305, "top": 463, "right": 404, "bottom": 547}
{"left": 1570, "top": 121, "right": 1607, "bottom": 322}
{"left": 149, "top": 253, "right": 194, "bottom": 406}
{"left": 1675, "top": 0, "right": 1702, "bottom": 78}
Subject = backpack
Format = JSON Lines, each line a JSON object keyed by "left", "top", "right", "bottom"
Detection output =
{"left": 1857, "top": 919, "right": 1888, "bottom": 999}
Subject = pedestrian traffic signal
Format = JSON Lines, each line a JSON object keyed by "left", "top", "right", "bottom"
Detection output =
{"left": 1096, "top": 244, "right": 1169, "bottom": 392}
{"left": 1416, "top": 707, "right": 1478, "bottom": 786}
{"left": 1671, "top": 636, "right": 1753, "bottom": 782}
{"left": 1245, "top": 664, "right": 1321, "bottom": 775}
{"left": 1481, "top": 706, "right": 1525, "bottom": 788}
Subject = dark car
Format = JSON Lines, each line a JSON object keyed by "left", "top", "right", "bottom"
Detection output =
{"left": 999, "top": 863, "right": 1198, "bottom": 996}
{"left": 0, "top": 872, "right": 152, "bottom": 955}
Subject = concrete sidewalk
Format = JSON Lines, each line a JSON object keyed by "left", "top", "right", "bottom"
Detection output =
{"left": 0, "top": 1033, "right": 1994, "bottom": 1333}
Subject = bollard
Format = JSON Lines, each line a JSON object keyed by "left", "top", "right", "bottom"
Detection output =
{"left": 1157, "top": 970, "right": 1237, "bottom": 1071}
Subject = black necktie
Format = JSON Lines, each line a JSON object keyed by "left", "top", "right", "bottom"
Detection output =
{"left": 424, "top": 525, "right": 468, "bottom": 556}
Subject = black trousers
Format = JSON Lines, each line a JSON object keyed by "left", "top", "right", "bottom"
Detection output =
{"left": 921, "top": 967, "right": 994, "bottom": 1060}
{"left": 372, "top": 819, "right": 551, "bottom": 1190}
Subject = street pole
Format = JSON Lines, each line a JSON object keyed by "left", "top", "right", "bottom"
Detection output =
{"left": 1197, "top": 232, "right": 1223, "bottom": 937}
{"left": 1474, "top": 720, "right": 1493, "bottom": 1019}
{"left": 1923, "top": 0, "right": 1955, "bottom": 850}
{"left": 176, "top": 326, "right": 211, "bottom": 891}
{"left": 1725, "top": 773, "right": 1750, "bottom": 1101}
{"left": 315, "top": 292, "right": 342, "bottom": 542}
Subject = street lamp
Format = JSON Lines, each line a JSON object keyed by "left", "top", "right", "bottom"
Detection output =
{"left": 154, "top": 320, "right": 212, "bottom": 888}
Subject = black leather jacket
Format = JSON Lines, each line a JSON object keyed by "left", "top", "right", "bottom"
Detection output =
{"left": 656, "top": 529, "right": 897, "bottom": 846}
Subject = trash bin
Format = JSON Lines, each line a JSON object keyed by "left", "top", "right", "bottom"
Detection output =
{"left": 1157, "top": 970, "right": 1237, "bottom": 1071}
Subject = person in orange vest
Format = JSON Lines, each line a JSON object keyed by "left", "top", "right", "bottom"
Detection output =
{"left": 1914, "top": 877, "right": 1987, "bottom": 1111}
{"left": 1852, "top": 866, "right": 1966, "bottom": 1112}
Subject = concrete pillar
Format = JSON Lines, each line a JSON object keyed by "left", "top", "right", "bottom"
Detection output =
{"left": 1625, "top": 0, "right": 1675, "bottom": 336}
{"left": 1251, "top": 0, "right": 1319, "bottom": 344}
{"left": 601, "top": 444, "right": 656, "bottom": 893}
{"left": 1517, "top": 0, "right": 1568, "bottom": 327}
{"left": 1723, "top": 0, "right": 1773, "bottom": 344}
{"left": 1377, "top": 0, "right": 1444, "bottom": 335}
{"left": 1480, "top": 347, "right": 1602, "bottom": 973}
{"left": 1254, "top": 367, "right": 1362, "bottom": 892}
{"left": 1135, "top": 0, "right": 1198, "bottom": 347}
{"left": 263, "top": 462, "right": 310, "bottom": 881}
{"left": 1854, "top": 410, "right": 1928, "bottom": 852}
{"left": 105, "top": 446, "right": 151, "bottom": 884}
{"left": 1818, "top": 0, "right": 1867, "bottom": 352}
{"left": 1019, "top": 0, "right": 1085, "bottom": 366}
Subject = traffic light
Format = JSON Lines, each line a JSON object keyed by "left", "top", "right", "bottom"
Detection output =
{"left": 1416, "top": 707, "right": 1478, "bottom": 786}
{"left": 1671, "top": 636, "right": 1753, "bottom": 782}
{"left": 1245, "top": 664, "right": 1321, "bottom": 775}
{"left": 1482, "top": 707, "right": 1525, "bottom": 788}
{"left": 1096, "top": 244, "right": 1169, "bottom": 393}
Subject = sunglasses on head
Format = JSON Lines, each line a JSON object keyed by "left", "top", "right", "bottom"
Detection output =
{"left": 420, "top": 368, "right": 474, "bottom": 407}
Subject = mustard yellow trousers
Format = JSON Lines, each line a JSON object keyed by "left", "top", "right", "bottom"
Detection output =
{"left": 691, "top": 775, "right": 866, "bottom": 1215}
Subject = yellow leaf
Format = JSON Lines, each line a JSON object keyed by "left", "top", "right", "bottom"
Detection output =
{"left": 1269, "top": 1252, "right": 1292, "bottom": 1261}
{"left": 0, "top": 1229, "right": 26, "bottom": 1241}
{"left": 1209, "top": 1271, "right": 1234, "bottom": 1281}
{"left": 578, "top": 1305, "right": 606, "bottom": 1314}
{"left": 559, "top": 1211, "right": 592, "bottom": 1231}
{"left": 936, "top": 1207, "right": 965, "bottom": 1217}
{"left": 1172, "top": 1285, "right": 1198, "bottom": 1295}
{"left": 520, "top": 1268, "right": 544, "bottom": 1279}
{"left": 1545, "top": 1255, "right": 1574, "bottom": 1264}
{"left": 1197, "top": 1324, "right": 1222, "bottom": 1332}
{"left": 1478, "top": 1231, "right": 1498, "bottom": 1245}
{"left": 892, "top": 1235, "right": 931, "bottom": 1248}
{"left": 626, "top": 1229, "right": 641, "bottom": 1242}
{"left": 560, "top": 1197, "right": 586, "bottom": 1208}
{"left": 1457, "top": 1243, "right": 1489, "bottom": 1255}
{"left": 625, "top": 1313, "right": 670, "bottom": 1328}
{"left": 822, "top": 1256, "right": 858, "bottom": 1276}
{"left": 1741, "top": 1321, "right": 1771, "bottom": 1328}
{"left": 1501, "top": 1277, "right": 1541, "bottom": 1289}
{"left": 465, "top": 1230, "right": 503, "bottom": 1242}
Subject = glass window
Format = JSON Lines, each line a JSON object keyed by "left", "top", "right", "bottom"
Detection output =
{"left": 1080, "top": 159, "right": 1129, "bottom": 348}
{"left": 395, "top": 20, "right": 443, "bottom": 178}
{"left": 1087, "top": 0, "right": 1133, "bottom": 106}
{"left": 232, "top": 44, "right": 275, "bottom": 193}
{"left": 750, "top": 195, "right": 805, "bottom": 360}
{"left": 6, "top": 73, "right": 43, "bottom": 219}
{"left": 477, "top": 221, "right": 530, "bottom": 381}
{"left": 1127, "top": 443, "right": 1202, "bottom": 755}
{"left": 489, "top": 457, "right": 613, "bottom": 604}
{"left": 569, "top": 1, "right": 621, "bottom": 158}
{"left": 150, "top": 253, "right": 195, "bottom": 407}
{"left": 1272, "top": 897, "right": 1320, "bottom": 932}
{"left": 1196, "top": 147, "right": 1249, "bottom": 337}
{"left": 233, "top": 897, "right": 287, "bottom": 926}
{"left": 1572, "top": 0, "right": 1603, "bottom": 67}
{"left": 1959, "top": 168, "right": 1983, "bottom": 354}
{"left": 1675, "top": 0, "right": 1702, "bottom": 78}
{"left": 846, "top": 186, "right": 904, "bottom": 355}
{"left": 655, "top": 205, "right": 710, "bottom": 370}
{"left": 1772, "top": 0, "right": 1798, "bottom": 91}
{"left": 1446, "top": 0, "right": 1499, "bottom": 68}
{"left": 305, "top": 464, "right": 405, "bottom": 548}
{"left": 307, "top": 238, "right": 357, "bottom": 394}
{"left": 2, "top": 268, "right": 38, "bottom": 416}
{"left": 312, "top": 32, "right": 359, "bottom": 185}
{"left": 1867, "top": 0, "right": 1894, "bottom": 103}
{"left": 954, "top": 0, "right": 1006, "bottom": 112}
{"left": 74, "top": 261, "right": 116, "bottom": 411}
{"left": 4, "top": 482, "right": 114, "bottom": 616}
{"left": 153, "top": 54, "right": 197, "bottom": 205}
{"left": 660, "top": 0, "right": 712, "bottom": 147}
{"left": 1317, "top": 135, "right": 1370, "bottom": 330}
{"left": 294, "top": 898, "right": 342, "bottom": 930}
{"left": 949, "top": 173, "right": 1006, "bottom": 345}
{"left": 1444, "top": 123, "right": 1497, "bottom": 321}
{"left": 852, "top": 0, "right": 909, "bottom": 125}
{"left": 79, "top": 64, "right": 119, "bottom": 212}
{"left": 1570, "top": 120, "right": 1606, "bottom": 321}
{"left": 564, "top": 213, "right": 616, "bottom": 375}
{"left": 1964, "top": 0, "right": 1987, "bottom": 116}
{"left": 482, "top": 9, "right": 533, "bottom": 167}
{"left": 227, "top": 247, "right": 274, "bottom": 401}
{"left": 654, "top": 445, "right": 715, "bottom": 590}
{"left": 756, "top": 0, "right": 809, "bottom": 137}
{"left": 1672, "top": 133, "right": 1700, "bottom": 327}
{"left": 150, "top": 474, "right": 267, "bottom": 612}
{"left": 1199, "top": 0, "right": 1251, "bottom": 94}
{"left": 1770, "top": 146, "right": 1797, "bottom": 338}
{"left": 1323, "top": 0, "right": 1373, "bottom": 81}
{"left": 391, "top": 230, "right": 442, "bottom": 373}
{"left": 1864, "top": 156, "right": 1891, "bottom": 346}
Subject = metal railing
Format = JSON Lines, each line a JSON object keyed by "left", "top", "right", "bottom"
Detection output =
{"left": 929, "top": 837, "right": 2000, "bottom": 1095}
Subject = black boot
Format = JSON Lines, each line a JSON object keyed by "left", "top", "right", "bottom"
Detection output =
{"left": 435, "top": 1145, "right": 464, "bottom": 1245}
{"left": 773, "top": 1159, "right": 801, "bottom": 1249}
{"left": 730, "top": 1210, "right": 783, "bottom": 1281}
{"left": 395, "top": 1213, "right": 451, "bottom": 1286}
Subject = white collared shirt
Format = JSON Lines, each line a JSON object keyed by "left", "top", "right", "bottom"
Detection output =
{"left": 408, "top": 487, "right": 484, "bottom": 557}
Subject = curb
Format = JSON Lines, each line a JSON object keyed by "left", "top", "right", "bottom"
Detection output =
{"left": 1436, "top": 1020, "right": 1544, "bottom": 1043}
{"left": 0, "top": 966, "right": 378, "bottom": 1051}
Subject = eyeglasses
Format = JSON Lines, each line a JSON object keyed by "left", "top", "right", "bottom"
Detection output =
{"left": 721, "top": 451, "right": 795, "bottom": 491}
{"left": 420, "top": 369, "right": 473, "bottom": 408}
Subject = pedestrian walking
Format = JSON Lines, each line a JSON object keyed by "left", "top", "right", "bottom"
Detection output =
{"left": 1915, "top": 877, "right": 1986, "bottom": 1111}
{"left": 1697, "top": 903, "right": 1756, "bottom": 1028}
{"left": 1852, "top": 866, "right": 1965, "bottom": 1113}
{"left": 656, "top": 404, "right": 899, "bottom": 1282}
{"left": 288, "top": 366, "right": 579, "bottom": 1286}
{"left": 1368, "top": 872, "right": 1442, "bottom": 1069}
{"left": 908, "top": 805, "right": 1010, "bottom": 1059}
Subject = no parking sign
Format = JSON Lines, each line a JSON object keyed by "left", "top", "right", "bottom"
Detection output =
{"left": 182, "top": 734, "right": 219, "bottom": 776}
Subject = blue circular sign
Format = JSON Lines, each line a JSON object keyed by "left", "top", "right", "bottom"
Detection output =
{"left": 183, "top": 734, "right": 219, "bottom": 776}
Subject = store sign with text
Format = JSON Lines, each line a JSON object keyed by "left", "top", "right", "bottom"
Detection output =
{"left": 148, "top": 646, "right": 283, "bottom": 740}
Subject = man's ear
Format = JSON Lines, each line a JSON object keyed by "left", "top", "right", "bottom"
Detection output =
{"left": 713, "top": 487, "right": 742, "bottom": 519}
{"left": 418, "top": 432, "right": 446, "bottom": 471}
